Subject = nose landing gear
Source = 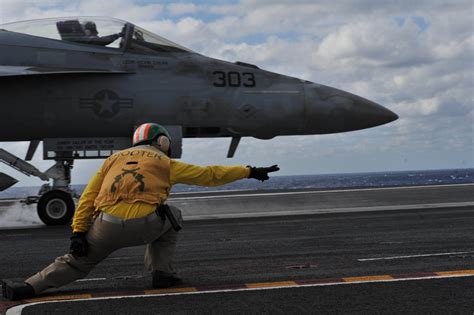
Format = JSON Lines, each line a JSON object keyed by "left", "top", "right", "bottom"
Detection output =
{"left": 0, "top": 148, "right": 77, "bottom": 225}
{"left": 34, "top": 157, "right": 76, "bottom": 225}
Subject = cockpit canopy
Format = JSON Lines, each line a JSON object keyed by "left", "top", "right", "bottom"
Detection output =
{"left": 0, "top": 16, "right": 192, "bottom": 53}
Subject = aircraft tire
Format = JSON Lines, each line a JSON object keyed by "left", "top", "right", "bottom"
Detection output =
{"left": 37, "top": 190, "right": 75, "bottom": 225}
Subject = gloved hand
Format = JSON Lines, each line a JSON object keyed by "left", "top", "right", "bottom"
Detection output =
{"left": 247, "top": 165, "right": 280, "bottom": 181}
{"left": 70, "top": 232, "right": 88, "bottom": 257}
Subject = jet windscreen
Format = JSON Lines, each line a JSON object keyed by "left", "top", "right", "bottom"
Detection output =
{"left": 0, "top": 16, "right": 127, "bottom": 48}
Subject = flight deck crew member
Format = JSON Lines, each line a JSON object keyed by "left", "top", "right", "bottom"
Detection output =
{"left": 1, "top": 123, "right": 279, "bottom": 301}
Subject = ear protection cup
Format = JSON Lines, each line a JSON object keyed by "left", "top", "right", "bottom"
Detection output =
{"left": 156, "top": 135, "right": 170, "bottom": 153}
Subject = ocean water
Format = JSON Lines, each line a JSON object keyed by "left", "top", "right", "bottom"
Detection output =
{"left": 173, "top": 168, "right": 474, "bottom": 192}
{"left": 0, "top": 168, "right": 472, "bottom": 199}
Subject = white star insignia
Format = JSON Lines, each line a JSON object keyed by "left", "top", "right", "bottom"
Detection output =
{"left": 96, "top": 92, "right": 118, "bottom": 115}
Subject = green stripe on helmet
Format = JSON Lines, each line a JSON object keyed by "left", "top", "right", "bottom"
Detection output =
{"left": 133, "top": 123, "right": 171, "bottom": 146}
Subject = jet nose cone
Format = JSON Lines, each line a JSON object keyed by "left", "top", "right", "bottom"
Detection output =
{"left": 354, "top": 95, "right": 399, "bottom": 127}
{"left": 384, "top": 108, "right": 399, "bottom": 124}
{"left": 303, "top": 83, "right": 398, "bottom": 134}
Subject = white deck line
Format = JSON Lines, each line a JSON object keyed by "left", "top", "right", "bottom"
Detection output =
{"left": 6, "top": 273, "right": 474, "bottom": 315}
{"left": 75, "top": 278, "right": 107, "bottom": 282}
{"left": 169, "top": 183, "right": 474, "bottom": 201}
{"left": 183, "top": 201, "right": 474, "bottom": 221}
{"left": 358, "top": 251, "right": 474, "bottom": 261}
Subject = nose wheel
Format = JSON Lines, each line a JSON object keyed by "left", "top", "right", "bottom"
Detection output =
{"left": 37, "top": 190, "right": 75, "bottom": 225}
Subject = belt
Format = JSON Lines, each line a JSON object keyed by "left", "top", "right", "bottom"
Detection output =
{"left": 99, "top": 210, "right": 161, "bottom": 225}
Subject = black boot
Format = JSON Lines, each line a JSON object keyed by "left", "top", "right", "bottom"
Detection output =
{"left": 1, "top": 280, "right": 35, "bottom": 301}
{"left": 152, "top": 271, "right": 183, "bottom": 289}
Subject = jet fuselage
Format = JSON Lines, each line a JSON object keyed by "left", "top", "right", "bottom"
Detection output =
{"left": 0, "top": 22, "right": 397, "bottom": 144}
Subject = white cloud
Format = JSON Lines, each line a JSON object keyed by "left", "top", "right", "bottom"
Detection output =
{"left": 316, "top": 18, "right": 433, "bottom": 68}
{"left": 394, "top": 98, "right": 440, "bottom": 116}
{"left": 167, "top": 3, "right": 199, "bottom": 16}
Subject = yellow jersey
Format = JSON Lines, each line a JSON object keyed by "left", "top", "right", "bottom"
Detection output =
{"left": 72, "top": 147, "right": 250, "bottom": 232}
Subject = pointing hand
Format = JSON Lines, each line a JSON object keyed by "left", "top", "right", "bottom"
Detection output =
{"left": 247, "top": 165, "right": 280, "bottom": 182}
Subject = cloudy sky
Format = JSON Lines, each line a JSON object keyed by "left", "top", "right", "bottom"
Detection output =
{"left": 0, "top": 0, "right": 473, "bottom": 187}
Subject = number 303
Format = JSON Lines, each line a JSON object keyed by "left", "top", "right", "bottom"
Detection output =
{"left": 213, "top": 71, "right": 256, "bottom": 87}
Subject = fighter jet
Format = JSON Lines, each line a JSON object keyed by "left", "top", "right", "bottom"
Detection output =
{"left": 0, "top": 16, "right": 398, "bottom": 225}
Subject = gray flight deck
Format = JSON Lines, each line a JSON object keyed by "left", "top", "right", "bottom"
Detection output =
{"left": 1, "top": 184, "right": 473, "bottom": 314}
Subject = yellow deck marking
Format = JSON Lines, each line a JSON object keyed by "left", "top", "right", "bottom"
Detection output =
{"left": 436, "top": 270, "right": 474, "bottom": 276}
{"left": 24, "top": 294, "right": 92, "bottom": 303}
{"left": 343, "top": 275, "right": 393, "bottom": 282}
{"left": 144, "top": 287, "right": 197, "bottom": 294}
{"left": 246, "top": 281, "right": 297, "bottom": 288}
{"left": 9, "top": 269, "right": 474, "bottom": 309}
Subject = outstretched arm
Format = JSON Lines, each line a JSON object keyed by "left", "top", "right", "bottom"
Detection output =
{"left": 73, "top": 33, "right": 122, "bottom": 46}
{"left": 170, "top": 160, "right": 279, "bottom": 186}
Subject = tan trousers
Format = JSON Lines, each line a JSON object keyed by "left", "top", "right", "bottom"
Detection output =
{"left": 26, "top": 206, "right": 182, "bottom": 293}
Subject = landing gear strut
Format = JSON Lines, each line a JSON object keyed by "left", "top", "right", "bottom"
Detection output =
{"left": 34, "top": 157, "right": 76, "bottom": 225}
